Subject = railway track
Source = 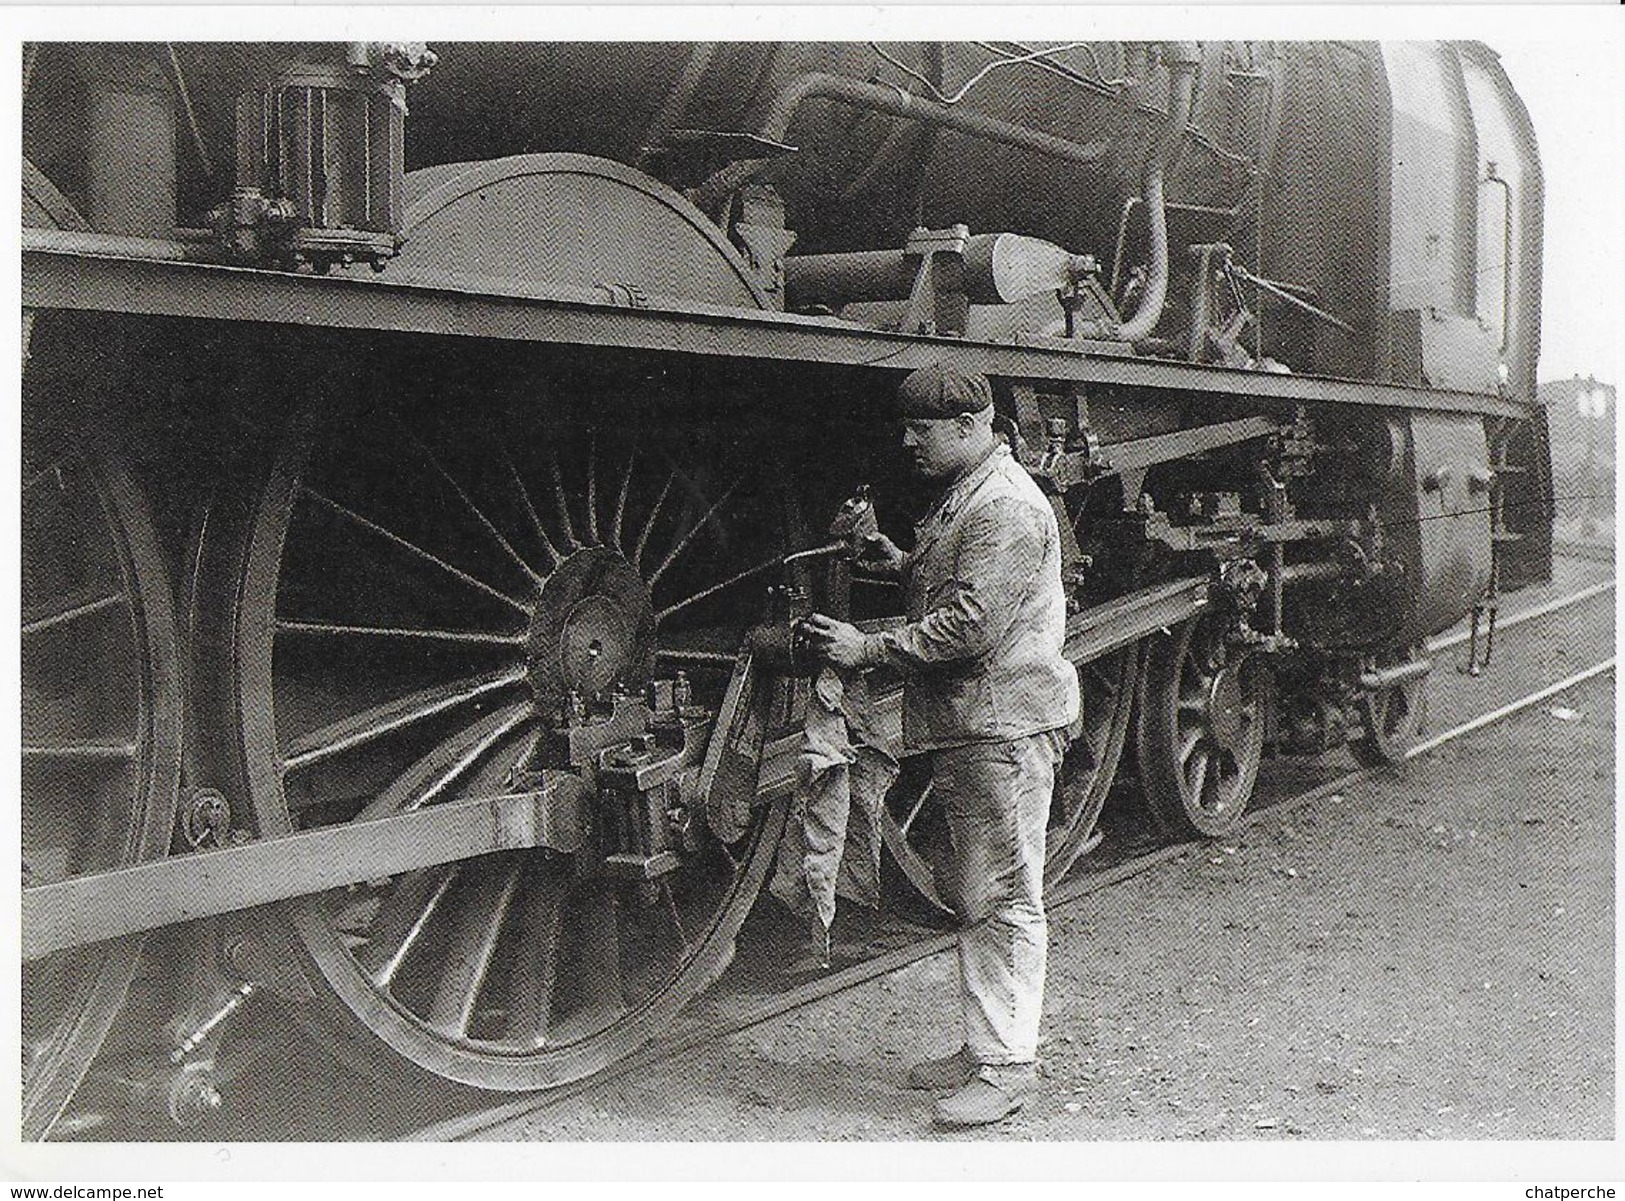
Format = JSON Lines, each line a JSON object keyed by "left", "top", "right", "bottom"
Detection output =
{"left": 59, "top": 562, "right": 1613, "bottom": 1142}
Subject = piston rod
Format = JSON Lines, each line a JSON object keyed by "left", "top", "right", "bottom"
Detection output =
{"left": 1359, "top": 657, "right": 1433, "bottom": 691}
{"left": 22, "top": 787, "right": 589, "bottom": 962}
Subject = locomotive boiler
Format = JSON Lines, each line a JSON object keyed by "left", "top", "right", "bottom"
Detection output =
{"left": 20, "top": 39, "right": 1552, "bottom": 1137}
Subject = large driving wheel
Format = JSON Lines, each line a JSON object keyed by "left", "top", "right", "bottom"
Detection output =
{"left": 23, "top": 162, "right": 182, "bottom": 1142}
{"left": 1350, "top": 642, "right": 1429, "bottom": 767}
{"left": 197, "top": 374, "right": 800, "bottom": 1091}
{"left": 21, "top": 447, "right": 181, "bottom": 1139}
{"left": 1135, "top": 616, "right": 1265, "bottom": 839}
{"left": 880, "top": 645, "right": 1138, "bottom": 917}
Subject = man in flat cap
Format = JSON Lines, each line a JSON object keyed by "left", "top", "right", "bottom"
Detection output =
{"left": 805, "top": 361, "right": 1079, "bottom": 1127}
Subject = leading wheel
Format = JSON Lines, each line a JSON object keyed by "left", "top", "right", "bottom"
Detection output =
{"left": 880, "top": 645, "right": 1138, "bottom": 918}
{"left": 1350, "top": 643, "right": 1429, "bottom": 767}
{"left": 198, "top": 372, "right": 800, "bottom": 1092}
{"left": 21, "top": 446, "right": 181, "bottom": 1140}
{"left": 1135, "top": 616, "right": 1265, "bottom": 839}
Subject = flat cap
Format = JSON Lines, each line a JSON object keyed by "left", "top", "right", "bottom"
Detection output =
{"left": 895, "top": 362, "right": 993, "bottom": 419}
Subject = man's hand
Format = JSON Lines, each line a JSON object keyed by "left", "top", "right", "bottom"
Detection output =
{"left": 802, "top": 613, "right": 868, "bottom": 669}
{"left": 860, "top": 532, "right": 906, "bottom": 571}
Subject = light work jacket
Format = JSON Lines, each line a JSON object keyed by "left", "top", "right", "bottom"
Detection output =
{"left": 859, "top": 443, "right": 1080, "bottom": 753}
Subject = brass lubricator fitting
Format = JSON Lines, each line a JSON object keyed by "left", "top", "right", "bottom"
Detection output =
{"left": 215, "top": 43, "right": 435, "bottom": 270}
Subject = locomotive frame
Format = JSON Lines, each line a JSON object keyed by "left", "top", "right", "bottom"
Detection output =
{"left": 19, "top": 38, "right": 1552, "bottom": 1138}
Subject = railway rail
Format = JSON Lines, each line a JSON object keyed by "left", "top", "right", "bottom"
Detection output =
{"left": 59, "top": 561, "right": 1611, "bottom": 1142}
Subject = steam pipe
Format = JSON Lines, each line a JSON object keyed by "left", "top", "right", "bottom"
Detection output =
{"left": 785, "top": 232, "right": 1092, "bottom": 309}
{"left": 759, "top": 72, "right": 1111, "bottom": 170}
{"left": 640, "top": 43, "right": 719, "bottom": 160}
{"left": 1113, "top": 44, "right": 1200, "bottom": 344}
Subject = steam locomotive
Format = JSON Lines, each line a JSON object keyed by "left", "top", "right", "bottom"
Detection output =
{"left": 20, "top": 40, "right": 1552, "bottom": 1137}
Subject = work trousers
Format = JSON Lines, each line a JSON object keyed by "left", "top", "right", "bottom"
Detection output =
{"left": 928, "top": 727, "right": 1065, "bottom": 1066}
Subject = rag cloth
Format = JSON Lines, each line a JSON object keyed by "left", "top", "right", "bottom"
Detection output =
{"left": 769, "top": 666, "right": 900, "bottom": 929}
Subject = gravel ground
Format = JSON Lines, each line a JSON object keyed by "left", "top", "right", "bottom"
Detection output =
{"left": 491, "top": 672, "right": 1614, "bottom": 1144}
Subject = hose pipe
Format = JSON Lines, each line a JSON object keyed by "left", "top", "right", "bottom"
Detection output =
{"left": 1114, "top": 42, "right": 1200, "bottom": 345}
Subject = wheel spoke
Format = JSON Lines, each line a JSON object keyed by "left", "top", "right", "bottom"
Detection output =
{"left": 501, "top": 864, "right": 571, "bottom": 1049}
{"left": 1370, "top": 692, "right": 1391, "bottom": 733}
{"left": 426, "top": 863, "right": 523, "bottom": 1037}
{"left": 546, "top": 449, "right": 580, "bottom": 549}
{"left": 661, "top": 881, "right": 691, "bottom": 953}
{"left": 1187, "top": 748, "right": 1211, "bottom": 804}
{"left": 406, "top": 434, "right": 546, "bottom": 589}
{"left": 356, "top": 867, "right": 459, "bottom": 989}
{"left": 653, "top": 552, "right": 787, "bottom": 625}
{"left": 501, "top": 449, "right": 562, "bottom": 569}
{"left": 611, "top": 438, "right": 637, "bottom": 553}
{"left": 1391, "top": 690, "right": 1413, "bottom": 732}
{"left": 898, "top": 781, "right": 934, "bottom": 837}
{"left": 716, "top": 840, "right": 742, "bottom": 875}
{"left": 22, "top": 592, "right": 126, "bottom": 639}
{"left": 632, "top": 471, "right": 676, "bottom": 570}
{"left": 277, "top": 620, "right": 526, "bottom": 647}
{"left": 356, "top": 703, "right": 533, "bottom": 821}
{"left": 281, "top": 667, "right": 527, "bottom": 772}
{"left": 1177, "top": 726, "right": 1203, "bottom": 765}
{"left": 573, "top": 885, "right": 628, "bottom": 1022}
{"left": 22, "top": 742, "right": 136, "bottom": 761}
{"left": 646, "top": 481, "right": 739, "bottom": 587}
{"left": 301, "top": 488, "right": 529, "bottom": 615}
{"left": 584, "top": 432, "right": 600, "bottom": 545}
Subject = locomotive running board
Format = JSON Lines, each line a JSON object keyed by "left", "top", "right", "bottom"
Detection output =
{"left": 22, "top": 234, "right": 1527, "bottom": 421}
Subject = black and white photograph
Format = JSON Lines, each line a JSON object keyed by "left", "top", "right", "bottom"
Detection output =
{"left": 7, "top": 5, "right": 1619, "bottom": 1186}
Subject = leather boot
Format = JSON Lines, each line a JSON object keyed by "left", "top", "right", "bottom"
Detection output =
{"left": 932, "top": 1063, "right": 1037, "bottom": 1128}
